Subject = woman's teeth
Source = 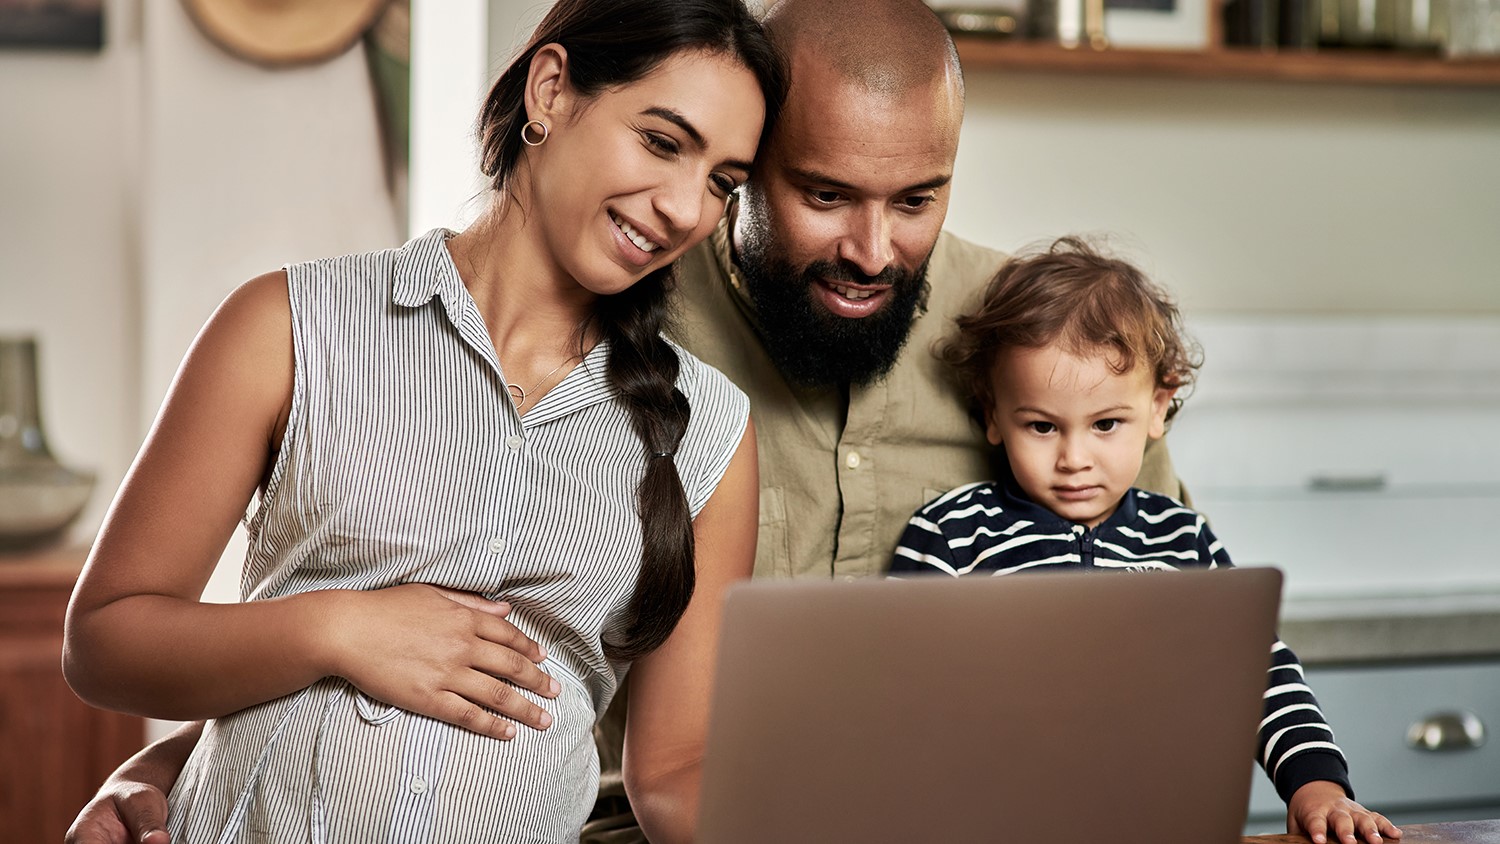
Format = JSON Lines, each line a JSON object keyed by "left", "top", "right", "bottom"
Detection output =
{"left": 611, "top": 213, "right": 660, "bottom": 253}
{"left": 832, "top": 284, "right": 875, "bottom": 300}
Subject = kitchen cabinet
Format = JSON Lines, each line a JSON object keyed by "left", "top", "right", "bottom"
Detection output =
{"left": 0, "top": 548, "right": 145, "bottom": 841}
{"left": 1246, "top": 659, "right": 1500, "bottom": 828}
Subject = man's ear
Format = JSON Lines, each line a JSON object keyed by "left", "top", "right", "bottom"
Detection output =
{"left": 523, "top": 43, "right": 572, "bottom": 126}
{"left": 1148, "top": 386, "right": 1176, "bottom": 440}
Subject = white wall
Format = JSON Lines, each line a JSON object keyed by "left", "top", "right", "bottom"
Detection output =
{"left": 2, "top": 0, "right": 400, "bottom": 741}
{"left": 948, "top": 71, "right": 1500, "bottom": 315}
{"left": 0, "top": 0, "right": 140, "bottom": 542}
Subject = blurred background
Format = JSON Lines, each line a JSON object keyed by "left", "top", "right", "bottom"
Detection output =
{"left": 1, "top": 0, "right": 1497, "bottom": 837}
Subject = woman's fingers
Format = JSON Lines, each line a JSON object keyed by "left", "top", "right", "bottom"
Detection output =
{"left": 430, "top": 586, "right": 549, "bottom": 664}
{"left": 448, "top": 672, "right": 556, "bottom": 733}
{"left": 432, "top": 691, "right": 522, "bottom": 741}
{"left": 474, "top": 614, "right": 557, "bottom": 687}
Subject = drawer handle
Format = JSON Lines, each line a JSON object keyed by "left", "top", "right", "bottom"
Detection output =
{"left": 1406, "top": 711, "right": 1486, "bottom": 752}
{"left": 1307, "top": 474, "right": 1387, "bottom": 492}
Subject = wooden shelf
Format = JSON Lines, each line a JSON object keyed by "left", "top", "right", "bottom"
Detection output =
{"left": 954, "top": 38, "right": 1500, "bottom": 87}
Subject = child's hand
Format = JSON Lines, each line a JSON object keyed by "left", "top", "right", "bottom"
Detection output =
{"left": 1287, "top": 780, "right": 1402, "bottom": 844}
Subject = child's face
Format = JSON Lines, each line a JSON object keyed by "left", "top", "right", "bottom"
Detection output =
{"left": 986, "top": 344, "right": 1174, "bottom": 528}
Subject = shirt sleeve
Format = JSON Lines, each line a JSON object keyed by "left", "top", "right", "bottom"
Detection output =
{"left": 1259, "top": 640, "right": 1354, "bottom": 803}
{"left": 1198, "top": 521, "right": 1357, "bottom": 802}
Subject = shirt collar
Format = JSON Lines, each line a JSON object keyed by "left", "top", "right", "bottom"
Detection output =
{"left": 714, "top": 197, "right": 760, "bottom": 298}
{"left": 392, "top": 228, "right": 470, "bottom": 328}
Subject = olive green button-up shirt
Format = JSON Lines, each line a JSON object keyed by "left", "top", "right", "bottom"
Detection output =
{"left": 585, "top": 223, "right": 1187, "bottom": 843}
{"left": 670, "top": 221, "right": 1185, "bottom": 581}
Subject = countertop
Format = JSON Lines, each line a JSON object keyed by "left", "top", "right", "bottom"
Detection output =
{"left": 1277, "top": 591, "right": 1500, "bottom": 665}
{"left": 1245, "top": 819, "right": 1500, "bottom": 843}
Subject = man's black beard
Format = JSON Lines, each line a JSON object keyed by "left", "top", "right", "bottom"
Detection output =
{"left": 737, "top": 233, "right": 931, "bottom": 389}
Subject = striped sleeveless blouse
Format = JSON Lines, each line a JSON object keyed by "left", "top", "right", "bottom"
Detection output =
{"left": 166, "top": 229, "right": 750, "bottom": 843}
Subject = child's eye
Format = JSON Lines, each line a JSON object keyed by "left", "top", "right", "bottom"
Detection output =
{"left": 1027, "top": 421, "right": 1056, "bottom": 435}
{"left": 1094, "top": 419, "right": 1121, "bottom": 433}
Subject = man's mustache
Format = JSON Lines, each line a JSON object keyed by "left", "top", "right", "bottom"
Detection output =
{"left": 802, "top": 259, "right": 919, "bottom": 288}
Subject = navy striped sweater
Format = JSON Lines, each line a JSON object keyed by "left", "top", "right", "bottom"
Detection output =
{"left": 890, "top": 477, "right": 1352, "bottom": 804}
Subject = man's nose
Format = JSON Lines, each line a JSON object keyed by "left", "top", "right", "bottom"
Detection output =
{"left": 836, "top": 205, "right": 895, "bottom": 278}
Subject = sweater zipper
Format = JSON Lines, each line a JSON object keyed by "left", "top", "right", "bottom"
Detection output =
{"left": 1074, "top": 524, "right": 1094, "bottom": 568}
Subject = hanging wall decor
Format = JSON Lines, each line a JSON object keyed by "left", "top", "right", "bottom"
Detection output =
{"left": 0, "top": 0, "right": 104, "bottom": 50}
{"left": 181, "top": 0, "right": 390, "bottom": 67}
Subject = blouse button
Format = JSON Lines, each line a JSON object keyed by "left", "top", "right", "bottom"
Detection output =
{"left": 506, "top": 434, "right": 524, "bottom": 450}
{"left": 409, "top": 775, "right": 428, "bottom": 794}
{"left": 488, "top": 538, "right": 506, "bottom": 554}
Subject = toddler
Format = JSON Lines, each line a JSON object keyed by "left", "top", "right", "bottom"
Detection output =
{"left": 890, "top": 236, "right": 1400, "bottom": 844}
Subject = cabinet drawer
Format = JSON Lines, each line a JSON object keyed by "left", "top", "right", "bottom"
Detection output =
{"left": 1247, "top": 660, "right": 1500, "bottom": 818}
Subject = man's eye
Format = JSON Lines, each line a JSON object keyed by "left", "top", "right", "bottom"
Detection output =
{"left": 810, "top": 190, "right": 843, "bottom": 204}
{"left": 1095, "top": 419, "right": 1121, "bottom": 433}
{"left": 900, "top": 194, "right": 935, "bottom": 209}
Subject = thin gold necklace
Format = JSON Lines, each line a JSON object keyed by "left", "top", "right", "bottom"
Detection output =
{"left": 507, "top": 354, "right": 578, "bottom": 411}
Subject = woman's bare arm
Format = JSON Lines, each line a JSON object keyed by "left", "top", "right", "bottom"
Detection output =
{"left": 63, "top": 272, "right": 557, "bottom": 735}
{"left": 623, "top": 420, "right": 759, "bottom": 844}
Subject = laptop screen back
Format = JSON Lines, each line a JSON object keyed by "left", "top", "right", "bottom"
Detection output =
{"left": 696, "top": 567, "right": 1282, "bottom": 844}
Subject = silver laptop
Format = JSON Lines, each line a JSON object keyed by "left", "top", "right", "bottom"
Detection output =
{"left": 696, "top": 567, "right": 1282, "bottom": 844}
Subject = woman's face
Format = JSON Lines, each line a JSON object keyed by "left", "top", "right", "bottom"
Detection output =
{"left": 526, "top": 47, "right": 766, "bottom": 297}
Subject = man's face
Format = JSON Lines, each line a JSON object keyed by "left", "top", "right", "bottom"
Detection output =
{"left": 734, "top": 58, "right": 962, "bottom": 386}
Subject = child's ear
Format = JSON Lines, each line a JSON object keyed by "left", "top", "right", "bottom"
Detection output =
{"left": 1147, "top": 387, "right": 1175, "bottom": 440}
{"left": 984, "top": 407, "right": 1004, "bottom": 447}
{"left": 524, "top": 43, "right": 573, "bottom": 128}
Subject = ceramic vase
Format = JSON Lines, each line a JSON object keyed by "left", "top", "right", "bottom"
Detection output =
{"left": 0, "top": 337, "right": 95, "bottom": 550}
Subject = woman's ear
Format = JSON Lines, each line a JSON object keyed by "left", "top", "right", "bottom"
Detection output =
{"left": 523, "top": 43, "right": 572, "bottom": 126}
{"left": 1147, "top": 386, "right": 1176, "bottom": 440}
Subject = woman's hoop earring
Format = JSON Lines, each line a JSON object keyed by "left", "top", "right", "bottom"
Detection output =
{"left": 521, "top": 119, "right": 550, "bottom": 146}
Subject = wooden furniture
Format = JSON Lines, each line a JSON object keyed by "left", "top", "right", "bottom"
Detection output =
{"left": 950, "top": 0, "right": 1500, "bottom": 90}
{"left": 1246, "top": 818, "right": 1500, "bottom": 842}
{"left": 954, "top": 38, "right": 1500, "bottom": 87}
{"left": 0, "top": 547, "right": 145, "bottom": 842}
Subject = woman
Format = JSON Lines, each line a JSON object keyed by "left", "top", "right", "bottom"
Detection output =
{"left": 63, "top": 1, "right": 784, "bottom": 841}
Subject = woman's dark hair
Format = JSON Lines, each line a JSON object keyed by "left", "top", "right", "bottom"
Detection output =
{"left": 476, "top": 0, "right": 785, "bottom": 662}
{"left": 941, "top": 236, "right": 1202, "bottom": 430}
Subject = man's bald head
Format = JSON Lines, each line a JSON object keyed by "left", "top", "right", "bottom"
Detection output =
{"left": 734, "top": 1, "right": 967, "bottom": 387}
{"left": 761, "top": 0, "right": 963, "bottom": 100}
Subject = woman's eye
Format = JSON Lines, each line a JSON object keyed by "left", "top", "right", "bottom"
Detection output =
{"left": 710, "top": 173, "right": 738, "bottom": 198}
{"left": 644, "top": 132, "right": 679, "bottom": 156}
{"left": 1095, "top": 419, "right": 1121, "bottom": 433}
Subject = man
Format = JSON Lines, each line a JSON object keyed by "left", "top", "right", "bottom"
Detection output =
{"left": 68, "top": 2, "right": 1190, "bottom": 843}
{"left": 579, "top": 2, "right": 1183, "bottom": 841}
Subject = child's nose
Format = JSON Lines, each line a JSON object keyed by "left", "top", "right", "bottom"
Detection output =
{"left": 1057, "top": 437, "right": 1092, "bottom": 471}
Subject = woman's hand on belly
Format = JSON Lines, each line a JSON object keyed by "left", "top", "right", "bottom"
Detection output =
{"left": 318, "top": 584, "right": 562, "bottom": 740}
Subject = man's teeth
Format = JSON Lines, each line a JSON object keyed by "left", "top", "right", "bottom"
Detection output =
{"left": 610, "top": 213, "right": 660, "bottom": 253}
{"left": 832, "top": 284, "right": 874, "bottom": 300}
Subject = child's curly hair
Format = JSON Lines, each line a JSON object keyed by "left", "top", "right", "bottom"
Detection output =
{"left": 941, "top": 236, "right": 1202, "bottom": 429}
